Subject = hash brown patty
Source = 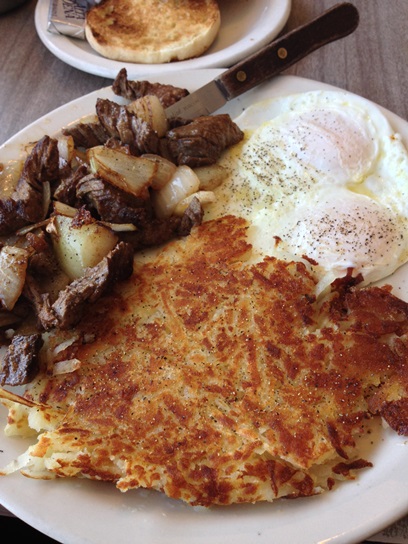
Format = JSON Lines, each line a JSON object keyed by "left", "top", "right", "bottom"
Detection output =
{"left": 1, "top": 215, "right": 408, "bottom": 506}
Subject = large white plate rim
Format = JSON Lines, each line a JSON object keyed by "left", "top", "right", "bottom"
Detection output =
{"left": 34, "top": 0, "right": 292, "bottom": 78}
{"left": 0, "top": 70, "right": 408, "bottom": 544}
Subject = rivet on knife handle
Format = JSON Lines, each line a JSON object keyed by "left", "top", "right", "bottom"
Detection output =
{"left": 217, "top": 2, "right": 359, "bottom": 100}
{"left": 164, "top": 2, "right": 359, "bottom": 120}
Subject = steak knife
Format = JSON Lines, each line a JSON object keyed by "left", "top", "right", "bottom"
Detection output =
{"left": 165, "top": 2, "right": 359, "bottom": 120}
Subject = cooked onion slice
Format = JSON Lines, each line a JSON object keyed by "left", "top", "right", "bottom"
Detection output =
{"left": 151, "top": 165, "right": 200, "bottom": 219}
{"left": 52, "top": 358, "right": 82, "bottom": 376}
{"left": 16, "top": 219, "right": 50, "bottom": 236}
{"left": 52, "top": 336, "right": 78, "bottom": 356}
{"left": 42, "top": 181, "right": 51, "bottom": 219}
{"left": 57, "top": 135, "right": 75, "bottom": 164}
{"left": 193, "top": 164, "right": 228, "bottom": 191}
{"left": 126, "top": 95, "right": 168, "bottom": 137}
{"left": 174, "top": 190, "right": 216, "bottom": 216}
{"left": 100, "top": 222, "right": 137, "bottom": 232}
{"left": 88, "top": 146, "right": 156, "bottom": 199}
{"left": 0, "top": 246, "right": 31, "bottom": 311}
{"left": 142, "top": 154, "right": 177, "bottom": 189}
{"left": 53, "top": 201, "right": 77, "bottom": 217}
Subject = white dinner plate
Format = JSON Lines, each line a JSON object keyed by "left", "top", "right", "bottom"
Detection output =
{"left": 34, "top": 0, "right": 292, "bottom": 78}
{"left": 1, "top": 70, "right": 408, "bottom": 544}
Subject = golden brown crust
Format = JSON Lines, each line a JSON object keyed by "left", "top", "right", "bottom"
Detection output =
{"left": 2, "top": 215, "right": 408, "bottom": 505}
{"left": 85, "top": 0, "right": 221, "bottom": 63}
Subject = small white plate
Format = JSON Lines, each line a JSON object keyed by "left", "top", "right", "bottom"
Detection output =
{"left": 1, "top": 70, "right": 408, "bottom": 544}
{"left": 34, "top": 0, "right": 292, "bottom": 78}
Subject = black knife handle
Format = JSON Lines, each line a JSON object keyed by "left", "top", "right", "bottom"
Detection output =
{"left": 216, "top": 2, "right": 359, "bottom": 100}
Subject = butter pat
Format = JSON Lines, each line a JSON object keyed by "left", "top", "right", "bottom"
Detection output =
{"left": 47, "top": 0, "right": 98, "bottom": 39}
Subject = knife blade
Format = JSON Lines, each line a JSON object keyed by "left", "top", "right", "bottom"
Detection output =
{"left": 165, "top": 2, "right": 359, "bottom": 120}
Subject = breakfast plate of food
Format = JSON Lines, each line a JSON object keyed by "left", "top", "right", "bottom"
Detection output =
{"left": 0, "top": 67, "right": 408, "bottom": 544}
{"left": 34, "top": 0, "right": 292, "bottom": 78}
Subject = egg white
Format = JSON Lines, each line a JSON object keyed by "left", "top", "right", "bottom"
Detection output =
{"left": 206, "top": 90, "right": 408, "bottom": 294}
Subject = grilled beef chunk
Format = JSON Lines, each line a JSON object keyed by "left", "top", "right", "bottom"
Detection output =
{"left": 25, "top": 230, "right": 62, "bottom": 278}
{"left": 62, "top": 121, "right": 109, "bottom": 149}
{"left": 0, "top": 199, "right": 25, "bottom": 236}
{"left": 19, "top": 135, "right": 60, "bottom": 187}
{"left": 53, "top": 164, "right": 89, "bottom": 207}
{"left": 76, "top": 174, "right": 203, "bottom": 248}
{"left": 0, "top": 136, "right": 60, "bottom": 235}
{"left": 0, "top": 333, "right": 43, "bottom": 386}
{"left": 76, "top": 174, "right": 150, "bottom": 225}
{"left": 178, "top": 196, "right": 204, "bottom": 235}
{"left": 112, "top": 68, "right": 189, "bottom": 108}
{"left": 104, "top": 138, "right": 132, "bottom": 152}
{"left": 121, "top": 196, "right": 203, "bottom": 250}
{"left": 166, "top": 114, "right": 244, "bottom": 167}
{"left": 95, "top": 98, "right": 160, "bottom": 156}
{"left": 15, "top": 135, "right": 60, "bottom": 212}
{"left": 25, "top": 241, "right": 134, "bottom": 331}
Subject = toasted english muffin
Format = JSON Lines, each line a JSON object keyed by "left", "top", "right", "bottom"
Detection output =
{"left": 85, "top": 0, "right": 221, "bottom": 64}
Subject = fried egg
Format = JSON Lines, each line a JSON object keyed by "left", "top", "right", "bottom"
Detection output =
{"left": 207, "top": 90, "right": 408, "bottom": 294}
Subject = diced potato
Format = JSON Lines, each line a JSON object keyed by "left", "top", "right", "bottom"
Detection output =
{"left": 46, "top": 214, "right": 118, "bottom": 280}
{"left": 127, "top": 95, "right": 168, "bottom": 137}
{"left": 88, "top": 146, "right": 157, "bottom": 199}
{"left": 193, "top": 164, "right": 228, "bottom": 191}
